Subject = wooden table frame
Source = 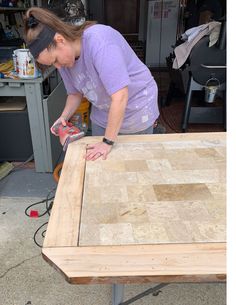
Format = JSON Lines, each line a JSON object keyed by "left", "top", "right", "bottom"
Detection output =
{"left": 42, "top": 133, "right": 226, "bottom": 304}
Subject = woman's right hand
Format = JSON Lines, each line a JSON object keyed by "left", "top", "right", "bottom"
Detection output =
{"left": 50, "top": 116, "right": 67, "bottom": 136}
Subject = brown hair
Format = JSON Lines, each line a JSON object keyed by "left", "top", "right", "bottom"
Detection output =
{"left": 24, "top": 7, "right": 96, "bottom": 46}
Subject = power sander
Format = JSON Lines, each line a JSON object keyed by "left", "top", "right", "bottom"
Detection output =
{"left": 52, "top": 121, "right": 85, "bottom": 151}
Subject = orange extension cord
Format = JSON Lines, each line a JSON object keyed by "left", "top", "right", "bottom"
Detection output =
{"left": 53, "top": 162, "right": 63, "bottom": 183}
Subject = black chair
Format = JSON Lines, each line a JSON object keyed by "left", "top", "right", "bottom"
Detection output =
{"left": 181, "top": 21, "right": 226, "bottom": 131}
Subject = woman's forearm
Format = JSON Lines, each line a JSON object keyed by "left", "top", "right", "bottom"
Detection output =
{"left": 61, "top": 93, "right": 82, "bottom": 120}
{"left": 105, "top": 87, "right": 128, "bottom": 141}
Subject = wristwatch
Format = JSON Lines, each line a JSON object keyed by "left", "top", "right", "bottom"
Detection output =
{"left": 103, "top": 137, "right": 115, "bottom": 146}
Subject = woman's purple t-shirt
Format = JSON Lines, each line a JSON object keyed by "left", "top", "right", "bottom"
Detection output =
{"left": 59, "top": 24, "right": 159, "bottom": 133}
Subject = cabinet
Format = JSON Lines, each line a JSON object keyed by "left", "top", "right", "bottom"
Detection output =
{"left": 0, "top": 68, "right": 67, "bottom": 172}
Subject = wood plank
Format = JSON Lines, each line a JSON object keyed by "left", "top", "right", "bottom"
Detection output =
{"left": 43, "top": 143, "right": 86, "bottom": 247}
{"left": 42, "top": 242, "right": 226, "bottom": 284}
{"left": 77, "top": 132, "right": 226, "bottom": 145}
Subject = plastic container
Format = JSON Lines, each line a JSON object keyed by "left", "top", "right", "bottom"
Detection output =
{"left": 73, "top": 98, "right": 90, "bottom": 127}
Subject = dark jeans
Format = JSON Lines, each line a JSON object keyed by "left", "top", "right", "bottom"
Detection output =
{"left": 91, "top": 122, "right": 154, "bottom": 136}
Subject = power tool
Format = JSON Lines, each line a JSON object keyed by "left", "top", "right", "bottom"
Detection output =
{"left": 52, "top": 121, "right": 85, "bottom": 151}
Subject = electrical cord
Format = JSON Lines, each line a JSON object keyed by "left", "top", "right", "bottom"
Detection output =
{"left": 25, "top": 187, "right": 56, "bottom": 248}
{"left": 33, "top": 222, "right": 48, "bottom": 248}
{"left": 24, "top": 142, "right": 65, "bottom": 247}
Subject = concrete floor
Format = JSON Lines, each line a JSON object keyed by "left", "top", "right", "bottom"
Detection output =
{"left": 0, "top": 168, "right": 226, "bottom": 305}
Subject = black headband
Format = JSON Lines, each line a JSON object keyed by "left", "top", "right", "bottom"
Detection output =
{"left": 28, "top": 25, "right": 56, "bottom": 58}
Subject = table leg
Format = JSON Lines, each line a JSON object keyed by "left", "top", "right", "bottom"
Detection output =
{"left": 25, "top": 83, "right": 49, "bottom": 172}
{"left": 112, "top": 284, "right": 124, "bottom": 305}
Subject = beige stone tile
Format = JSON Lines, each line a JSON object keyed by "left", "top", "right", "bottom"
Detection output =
{"left": 117, "top": 202, "right": 148, "bottom": 223}
{"left": 195, "top": 147, "right": 223, "bottom": 159}
{"left": 153, "top": 183, "right": 213, "bottom": 201}
{"left": 163, "top": 140, "right": 202, "bottom": 149}
{"left": 183, "top": 221, "right": 203, "bottom": 242}
{"left": 161, "top": 169, "right": 221, "bottom": 184}
{"left": 100, "top": 185, "right": 128, "bottom": 203}
{"left": 83, "top": 186, "right": 102, "bottom": 204}
{"left": 99, "top": 223, "right": 134, "bottom": 245}
{"left": 86, "top": 172, "right": 138, "bottom": 186}
{"left": 201, "top": 139, "right": 225, "bottom": 147}
{"left": 163, "top": 220, "right": 193, "bottom": 243}
{"left": 215, "top": 146, "right": 226, "bottom": 157}
{"left": 206, "top": 183, "right": 226, "bottom": 201}
{"left": 85, "top": 173, "right": 102, "bottom": 186}
{"left": 132, "top": 223, "right": 169, "bottom": 244}
{"left": 127, "top": 185, "right": 157, "bottom": 202}
{"left": 145, "top": 201, "right": 180, "bottom": 222}
{"left": 124, "top": 160, "right": 148, "bottom": 171}
{"left": 79, "top": 223, "right": 100, "bottom": 246}
{"left": 184, "top": 220, "right": 225, "bottom": 242}
{"left": 101, "top": 160, "right": 126, "bottom": 172}
{"left": 146, "top": 159, "right": 172, "bottom": 171}
{"left": 85, "top": 161, "right": 102, "bottom": 174}
{"left": 167, "top": 150, "right": 218, "bottom": 170}
{"left": 121, "top": 150, "right": 154, "bottom": 160}
{"left": 137, "top": 171, "right": 166, "bottom": 185}
{"left": 175, "top": 201, "right": 211, "bottom": 221}
{"left": 81, "top": 200, "right": 118, "bottom": 225}
{"left": 204, "top": 200, "right": 226, "bottom": 224}
{"left": 197, "top": 222, "right": 226, "bottom": 242}
{"left": 111, "top": 172, "right": 138, "bottom": 185}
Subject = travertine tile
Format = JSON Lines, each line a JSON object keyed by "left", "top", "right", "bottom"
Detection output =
{"left": 83, "top": 186, "right": 102, "bottom": 204}
{"left": 206, "top": 183, "right": 226, "bottom": 201}
{"left": 137, "top": 171, "right": 165, "bottom": 185}
{"left": 125, "top": 160, "right": 148, "bottom": 171}
{"left": 117, "top": 202, "right": 148, "bottom": 223}
{"left": 99, "top": 223, "right": 134, "bottom": 245}
{"left": 79, "top": 138, "right": 226, "bottom": 246}
{"left": 132, "top": 223, "right": 169, "bottom": 244}
{"left": 175, "top": 201, "right": 211, "bottom": 221}
{"left": 80, "top": 200, "right": 118, "bottom": 224}
{"left": 101, "top": 160, "right": 126, "bottom": 172}
{"left": 146, "top": 159, "right": 172, "bottom": 171}
{"left": 153, "top": 183, "right": 213, "bottom": 201}
{"left": 197, "top": 222, "right": 226, "bottom": 242}
{"left": 100, "top": 185, "right": 128, "bottom": 203}
{"left": 79, "top": 223, "right": 100, "bottom": 245}
{"left": 161, "top": 169, "right": 222, "bottom": 184}
{"left": 166, "top": 149, "right": 218, "bottom": 170}
{"left": 145, "top": 201, "right": 180, "bottom": 222}
{"left": 195, "top": 147, "right": 223, "bottom": 159}
{"left": 163, "top": 220, "right": 193, "bottom": 242}
{"left": 127, "top": 185, "right": 157, "bottom": 202}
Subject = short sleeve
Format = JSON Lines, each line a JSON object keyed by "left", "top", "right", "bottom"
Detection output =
{"left": 93, "top": 44, "right": 130, "bottom": 96}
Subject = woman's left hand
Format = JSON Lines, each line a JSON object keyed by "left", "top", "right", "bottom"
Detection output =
{"left": 85, "top": 142, "right": 112, "bottom": 161}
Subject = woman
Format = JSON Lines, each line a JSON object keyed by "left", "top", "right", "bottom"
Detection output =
{"left": 24, "top": 7, "right": 159, "bottom": 161}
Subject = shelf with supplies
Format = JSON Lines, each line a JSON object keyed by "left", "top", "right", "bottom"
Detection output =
{"left": 0, "top": 67, "right": 67, "bottom": 172}
{"left": 0, "top": 7, "right": 28, "bottom": 12}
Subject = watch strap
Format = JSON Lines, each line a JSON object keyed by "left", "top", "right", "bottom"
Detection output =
{"left": 103, "top": 137, "right": 115, "bottom": 146}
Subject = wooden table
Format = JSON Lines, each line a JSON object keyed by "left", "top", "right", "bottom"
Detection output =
{"left": 42, "top": 132, "right": 226, "bottom": 305}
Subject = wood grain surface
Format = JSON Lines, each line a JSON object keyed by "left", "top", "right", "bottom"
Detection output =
{"left": 43, "top": 132, "right": 226, "bottom": 284}
{"left": 42, "top": 242, "right": 226, "bottom": 284}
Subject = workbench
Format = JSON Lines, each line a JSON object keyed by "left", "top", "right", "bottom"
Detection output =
{"left": 0, "top": 68, "right": 66, "bottom": 172}
{"left": 42, "top": 132, "right": 226, "bottom": 305}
